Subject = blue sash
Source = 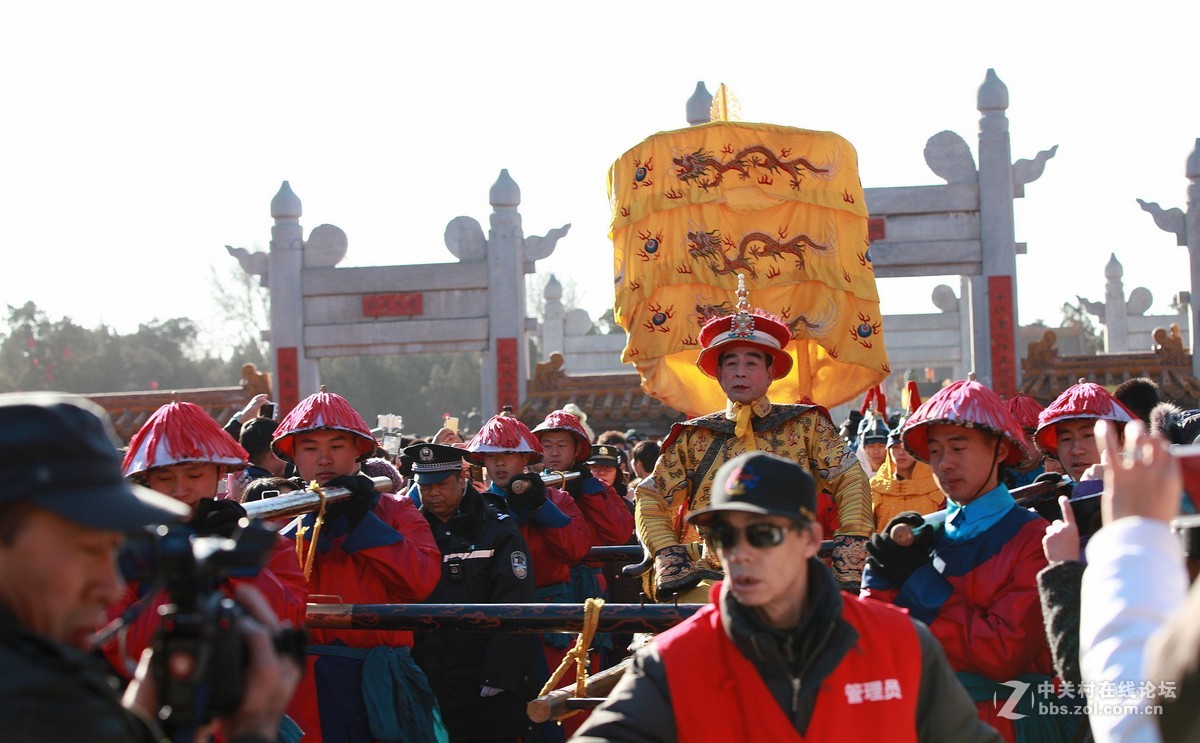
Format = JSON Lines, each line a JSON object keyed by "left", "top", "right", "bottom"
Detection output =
{"left": 309, "top": 644, "right": 448, "bottom": 743}
{"left": 957, "top": 671, "right": 1080, "bottom": 743}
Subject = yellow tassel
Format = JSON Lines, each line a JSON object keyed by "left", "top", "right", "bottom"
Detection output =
{"left": 733, "top": 403, "right": 757, "bottom": 451}
{"left": 537, "top": 597, "right": 605, "bottom": 720}
{"left": 297, "top": 482, "right": 328, "bottom": 581}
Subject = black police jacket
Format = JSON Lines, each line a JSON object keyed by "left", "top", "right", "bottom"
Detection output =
{"left": 412, "top": 487, "right": 539, "bottom": 737}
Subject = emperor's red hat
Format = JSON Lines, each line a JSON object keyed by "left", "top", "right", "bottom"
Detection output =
{"left": 901, "top": 379, "right": 1028, "bottom": 466}
{"left": 271, "top": 388, "right": 377, "bottom": 463}
{"left": 1034, "top": 380, "right": 1133, "bottom": 456}
{"left": 695, "top": 275, "right": 793, "bottom": 380}
{"left": 123, "top": 402, "right": 249, "bottom": 478}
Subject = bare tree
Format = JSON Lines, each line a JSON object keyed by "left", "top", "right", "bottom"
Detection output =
{"left": 203, "top": 262, "right": 270, "bottom": 357}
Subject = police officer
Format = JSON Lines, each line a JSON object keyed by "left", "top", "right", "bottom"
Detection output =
{"left": 407, "top": 442, "right": 539, "bottom": 743}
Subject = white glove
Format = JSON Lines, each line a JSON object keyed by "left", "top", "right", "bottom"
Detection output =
{"left": 480, "top": 685, "right": 505, "bottom": 697}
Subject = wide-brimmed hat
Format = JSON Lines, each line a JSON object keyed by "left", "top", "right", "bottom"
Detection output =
{"left": 1034, "top": 380, "right": 1134, "bottom": 456}
{"left": 1004, "top": 393, "right": 1046, "bottom": 433}
{"left": 901, "top": 379, "right": 1028, "bottom": 466}
{"left": 123, "top": 401, "right": 250, "bottom": 478}
{"left": 271, "top": 388, "right": 377, "bottom": 463}
{"left": 0, "top": 393, "right": 189, "bottom": 531}
{"left": 688, "top": 451, "right": 816, "bottom": 527}
{"left": 695, "top": 275, "right": 793, "bottom": 380}
{"left": 531, "top": 410, "right": 592, "bottom": 465}
{"left": 465, "top": 415, "right": 543, "bottom": 465}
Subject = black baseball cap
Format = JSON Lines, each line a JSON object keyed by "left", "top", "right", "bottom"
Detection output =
{"left": 688, "top": 451, "right": 816, "bottom": 527}
{"left": 0, "top": 393, "right": 190, "bottom": 531}
{"left": 403, "top": 442, "right": 466, "bottom": 485}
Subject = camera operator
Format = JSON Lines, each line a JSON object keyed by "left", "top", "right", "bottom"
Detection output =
{"left": 0, "top": 392, "right": 301, "bottom": 743}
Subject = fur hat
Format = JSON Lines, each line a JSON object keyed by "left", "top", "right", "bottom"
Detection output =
{"left": 1150, "top": 402, "right": 1200, "bottom": 446}
{"left": 695, "top": 274, "right": 793, "bottom": 380}
{"left": 1034, "top": 380, "right": 1134, "bottom": 456}
{"left": 901, "top": 379, "right": 1027, "bottom": 466}
{"left": 271, "top": 388, "right": 377, "bottom": 463}
{"left": 123, "top": 401, "right": 249, "bottom": 478}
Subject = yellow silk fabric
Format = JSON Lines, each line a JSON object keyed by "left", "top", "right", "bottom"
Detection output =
{"left": 609, "top": 121, "right": 889, "bottom": 417}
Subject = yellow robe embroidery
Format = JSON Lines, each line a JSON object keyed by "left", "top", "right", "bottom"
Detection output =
{"left": 635, "top": 398, "right": 873, "bottom": 574}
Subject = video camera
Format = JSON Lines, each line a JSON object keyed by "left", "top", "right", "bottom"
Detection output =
{"left": 148, "top": 520, "right": 277, "bottom": 731}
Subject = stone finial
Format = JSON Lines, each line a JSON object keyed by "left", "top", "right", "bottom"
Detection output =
{"left": 977, "top": 69, "right": 1009, "bottom": 112}
{"left": 303, "top": 224, "right": 348, "bottom": 268}
{"left": 271, "top": 181, "right": 302, "bottom": 220}
{"left": 1105, "top": 253, "right": 1123, "bottom": 279}
{"left": 923, "top": 131, "right": 977, "bottom": 184}
{"left": 1127, "top": 287, "right": 1153, "bottom": 316}
{"left": 931, "top": 284, "right": 959, "bottom": 312}
{"left": 1187, "top": 138, "right": 1200, "bottom": 180}
{"left": 686, "top": 81, "right": 713, "bottom": 126}
{"left": 444, "top": 216, "right": 487, "bottom": 262}
{"left": 544, "top": 274, "right": 563, "bottom": 301}
{"left": 489, "top": 169, "right": 520, "bottom": 207}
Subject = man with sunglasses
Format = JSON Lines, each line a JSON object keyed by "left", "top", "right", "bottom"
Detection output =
{"left": 577, "top": 451, "right": 997, "bottom": 742}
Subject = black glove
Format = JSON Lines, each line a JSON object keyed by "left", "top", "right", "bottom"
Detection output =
{"left": 190, "top": 499, "right": 248, "bottom": 538}
{"left": 323, "top": 474, "right": 378, "bottom": 529}
{"left": 563, "top": 465, "right": 588, "bottom": 498}
{"left": 866, "top": 511, "right": 934, "bottom": 587}
{"left": 506, "top": 474, "right": 547, "bottom": 517}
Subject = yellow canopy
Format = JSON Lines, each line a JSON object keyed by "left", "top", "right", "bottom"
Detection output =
{"left": 609, "top": 121, "right": 889, "bottom": 418}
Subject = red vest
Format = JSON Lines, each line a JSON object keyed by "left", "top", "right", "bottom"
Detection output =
{"left": 658, "top": 590, "right": 922, "bottom": 742}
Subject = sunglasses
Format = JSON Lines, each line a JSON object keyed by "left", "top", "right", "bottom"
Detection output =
{"left": 708, "top": 522, "right": 799, "bottom": 551}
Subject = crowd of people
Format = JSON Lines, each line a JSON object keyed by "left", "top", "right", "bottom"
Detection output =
{"left": 3, "top": 286, "right": 1200, "bottom": 743}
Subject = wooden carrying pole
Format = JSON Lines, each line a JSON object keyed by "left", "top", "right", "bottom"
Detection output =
{"left": 305, "top": 602, "right": 703, "bottom": 634}
{"left": 526, "top": 658, "right": 631, "bottom": 723}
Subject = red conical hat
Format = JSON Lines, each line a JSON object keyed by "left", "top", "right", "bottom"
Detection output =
{"left": 695, "top": 275, "right": 793, "bottom": 380}
{"left": 1004, "top": 393, "right": 1045, "bottom": 432}
{"left": 901, "top": 379, "right": 1027, "bottom": 466}
{"left": 466, "top": 415, "right": 543, "bottom": 465}
{"left": 271, "top": 389, "right": 377, "bottom": 463}
{"left": 123, "top": 402, "right": 249, "bottom": 478}
{"left": 1034, "top": 380, "right": 1134, "bottom": 456}
{"left": 531, "top": 410, "right": 591, "bottom": 465}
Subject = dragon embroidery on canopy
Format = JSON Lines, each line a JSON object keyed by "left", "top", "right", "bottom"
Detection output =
{"left": 673, "top": 144, "right": 837, "bottom": 191}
